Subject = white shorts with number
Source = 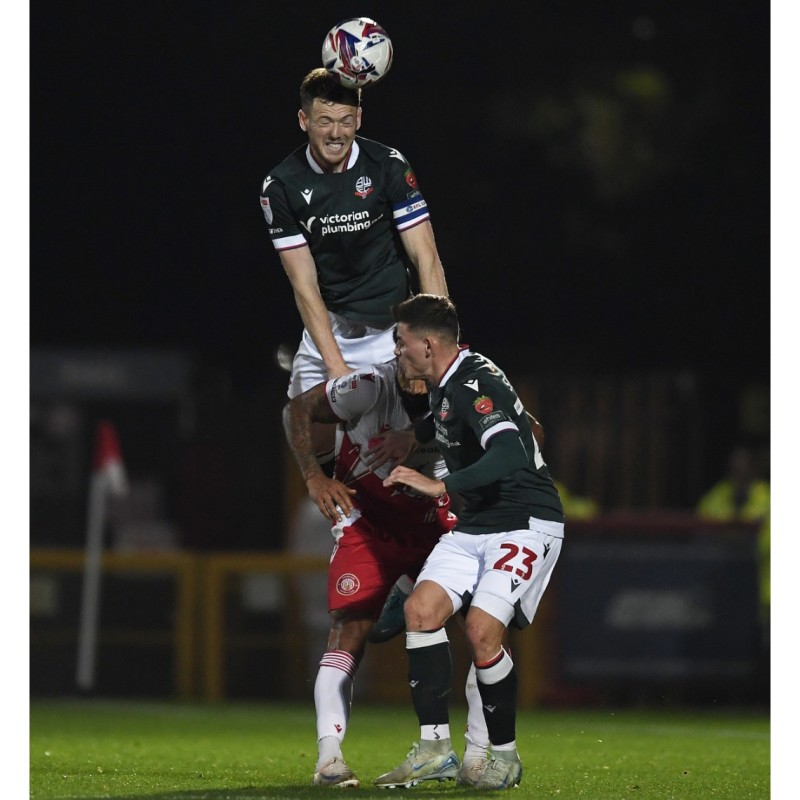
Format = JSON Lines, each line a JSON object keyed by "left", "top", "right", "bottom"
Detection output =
{"left": 416, "top": 517, "right": 564, "bottom": 629}
{"left": 287, "top": 312, "right": 397, "bottom": 398}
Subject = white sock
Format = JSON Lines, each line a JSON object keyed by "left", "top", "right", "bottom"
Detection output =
{"left": 464, "top": 662, "right": 490, "bottom": 758}
{"left": 314, "top": 650, "right": 357, "bottom": 766}
{"left": 317, "top": 735, "right": 341, "bottom": 766}
{"left": 421, "top": 723, "right": 451, "bottom": 742}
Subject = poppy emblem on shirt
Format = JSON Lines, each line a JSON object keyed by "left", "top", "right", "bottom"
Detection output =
{"left": 354, "top": 176, "right": 373, "bottom": 198}
{"left": 473, "top": 396, "right": 494, "bottom": 414}
{"left": 404, "top": 169, "right": 418, "bottom": 189}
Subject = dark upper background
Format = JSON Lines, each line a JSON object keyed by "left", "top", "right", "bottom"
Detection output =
{"left": 30, "top": 2, "right": 769, "bottom": 488}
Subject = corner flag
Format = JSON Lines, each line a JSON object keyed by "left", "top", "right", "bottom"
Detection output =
{"left": 76, "top": 421, "right": 129, "bottom": 692}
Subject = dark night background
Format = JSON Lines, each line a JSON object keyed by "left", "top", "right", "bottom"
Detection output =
{"left": 29, "top": 2, "right": 771, "bottom": 540}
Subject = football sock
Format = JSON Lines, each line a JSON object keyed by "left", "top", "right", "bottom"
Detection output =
{"left": 475, "top": 647, "right": 517, "bottom": 748}
{"left": 317, "top": 735, "right": 341, "bottom": 766}
{"left": 421, "top": 723, "right": 452, "bottom": 742}
{"left": 314, "top": 649, "right": 357, "bottom": 764}
{"left": 464, "top": 662, "right": 490, "bottom": 757}
{"left": 406, "top": 629, "right": 453, "bottom": 734}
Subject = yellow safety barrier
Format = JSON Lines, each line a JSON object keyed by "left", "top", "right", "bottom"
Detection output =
{"left": 30, "top": 549, "right": 200, "bottom": 699}
{"left": 199, "top": 552, "right": 329, "bottom": 701}
{"left": 30, "top": 549, "right": 552, "bottom": 704}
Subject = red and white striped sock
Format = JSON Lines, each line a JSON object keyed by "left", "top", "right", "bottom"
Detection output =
{"left": 315, "top": 650, "right": 358, "bottom": 759}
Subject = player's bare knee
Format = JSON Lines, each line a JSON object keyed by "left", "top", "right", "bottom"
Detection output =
{"left": 403, "top": 589, "right": 448, "bottom": 631}
{"left": 465, "top": 616, "right": 505, "bottom": 663}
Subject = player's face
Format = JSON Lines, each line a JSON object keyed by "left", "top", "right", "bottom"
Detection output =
{"left": 394, "top": 323, "right": 431, "bottom": 382}
{"left": 397, "top": 361, "right": 428, "bottom": 396}
{"left": 299, "top": 99, "right": 362, "bottom": 172}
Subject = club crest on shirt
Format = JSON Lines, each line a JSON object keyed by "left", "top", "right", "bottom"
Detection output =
{"left": 473, "top": 395, "right": 494, "bottom": 414}
{"left": 438, "top": 397, "right": 450, "bottom": 420}
{"left": 336, "top": 573, "right": 360, "bottom": 596}
{"left": 354, "top": 176, "right": 374, "bottom": 198}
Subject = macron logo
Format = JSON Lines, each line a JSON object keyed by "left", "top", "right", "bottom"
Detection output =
{"left": 464, "top": 379, "right": 479, "bottom": 392}
{"left": 301, "top": 189, "right": 313, "bottom": 204}
{"left": 262, "top": 176, "right": 273, "bottom": 192}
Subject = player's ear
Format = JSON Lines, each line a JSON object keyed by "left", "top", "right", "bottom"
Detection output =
{"left": 298, "top": 110, "right": 309, "bottom": 132}
{"left": 356, "top": 107, "right": 363, "bottom": 130}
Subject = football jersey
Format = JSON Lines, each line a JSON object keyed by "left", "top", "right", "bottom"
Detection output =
{"left": 429, "top": 348, "right": 565, "bottom": 533}
{"left": 326, "top": 360, "right": 453, "bottom": 535}
{"left": 260, "top": 137, "right": 430, "bottom": 327}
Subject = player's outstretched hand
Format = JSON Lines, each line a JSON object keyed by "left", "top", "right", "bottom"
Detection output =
{"left": 383, "top": 465, "right": 446, "bottom": 498}
{"left": 306, "top": 474, "right": 356, "bottom": 521}
{"left": 363, "top": 429, "right": 417, "bottom": 470}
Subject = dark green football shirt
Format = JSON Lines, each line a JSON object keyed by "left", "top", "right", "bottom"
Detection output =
{"left": 419, "top": 348, "right": 565, "bottom": 534}
{"left": 260, "top": 137, "right": 430, "bottom": 327}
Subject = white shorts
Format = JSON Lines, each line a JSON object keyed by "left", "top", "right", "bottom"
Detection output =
{"left": 416, "top": 518, "right": 564, "bottom": 629}
{"left": 287, "top": 312, "right": 397, "bottom": 398}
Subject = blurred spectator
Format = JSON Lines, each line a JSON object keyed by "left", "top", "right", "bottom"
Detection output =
{"left": 697, "top": 446, "right": 770, "bottom": 523}
{"left": 697, "top": 446, "right": 770, "bottom": 621}
{"left": 554, "top": 481, "right": 599, "bottom": 520}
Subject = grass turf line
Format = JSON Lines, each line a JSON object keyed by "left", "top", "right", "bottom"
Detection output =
{"left": 30, "top": 700, "right": 769, "bottom": 799}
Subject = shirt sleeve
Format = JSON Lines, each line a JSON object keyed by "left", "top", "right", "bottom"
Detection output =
{"left": 383, "top": 150, "right": 431, "bottom": 232}
{"left": 324, "top": 368, "right": 381, "bottom": 422}
{"left": 259, "top": 176, "right": 308, "bottom": 252}
{"left": 442, "top": 429, "right": 528, "bottom": 495}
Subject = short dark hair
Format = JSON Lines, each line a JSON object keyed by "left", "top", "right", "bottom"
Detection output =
{"left": 300, "top": 68, "right": 361, "bottom": 113}
{"left": 392, "top": 294, "right": 460, "bottom": 343}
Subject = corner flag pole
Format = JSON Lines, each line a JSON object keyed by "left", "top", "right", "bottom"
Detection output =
{"left": 76, "top": 421, "right": 128, "bottom": 692}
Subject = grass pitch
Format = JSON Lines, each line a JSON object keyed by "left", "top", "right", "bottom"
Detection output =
{"left": 30, "top": 700, "right": 769, "bottom": 799}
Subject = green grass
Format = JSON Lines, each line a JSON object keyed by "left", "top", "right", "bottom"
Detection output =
{"left": 30, "top": 700, "right": 769, "bottom": 799}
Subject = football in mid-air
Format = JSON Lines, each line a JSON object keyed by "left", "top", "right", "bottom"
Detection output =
{"left": 322, "top": 17, "right": 393, "bottom": 89}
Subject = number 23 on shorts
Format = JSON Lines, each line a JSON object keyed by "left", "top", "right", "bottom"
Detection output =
{"left": 492, "top": 542, "right": 537, "bottom": 580}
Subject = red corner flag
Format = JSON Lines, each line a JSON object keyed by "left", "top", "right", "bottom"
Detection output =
{"left": 92, "top": 420, "right": 128, "bottom": 496}
{"left": 76, "top": 420, "right": 128, "bottom": 691}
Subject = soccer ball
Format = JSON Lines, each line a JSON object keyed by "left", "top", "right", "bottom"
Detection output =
{"left": 322, "top": 17, "right": 393, "bottom": 89}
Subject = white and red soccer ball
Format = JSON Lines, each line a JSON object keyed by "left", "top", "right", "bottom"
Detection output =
{"left": 322, "top": 17, "right": 393, "bottom": 89}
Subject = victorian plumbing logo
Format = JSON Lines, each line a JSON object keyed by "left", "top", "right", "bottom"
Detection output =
{"left": 300, "top": 211, "right": 383, "bottom": 236}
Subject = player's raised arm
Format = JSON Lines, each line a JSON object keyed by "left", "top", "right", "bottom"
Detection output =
{"left": 279, "top": 246, "right": 351, "bottom": 379}
{"left": 399, "top": 221, "right": 449, "bottom": 297}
